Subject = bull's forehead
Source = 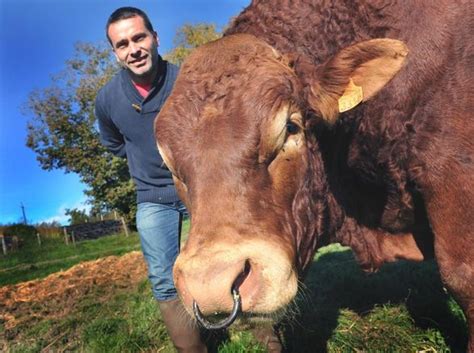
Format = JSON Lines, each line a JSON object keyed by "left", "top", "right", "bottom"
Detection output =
{"left": 156, "top": 34, "right": 303, "bottom": 182}
{"left": 175, "top": 34, "right": 299, "bottom": 108}
{"left": 181, "top": 33, "right": 284, "bottom": 76}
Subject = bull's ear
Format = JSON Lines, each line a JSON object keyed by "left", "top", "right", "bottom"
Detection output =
{"left": 307, "top": 39, "right": 408, "bottom": 123}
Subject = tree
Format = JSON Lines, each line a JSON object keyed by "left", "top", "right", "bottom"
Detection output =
{"left": 25, "top": 24, "right": 221, "bottom": 225}
{"left": 164, "top": 24, "right": 221, "bottom": 65}
{"left": 3, "top": 223, "right": 37, "bottom": 239}
{"left": 26, "top": 42, "right": 136, "bottom": 222}
{"left": 65, "top": 208, "right": 90, "bottom": 225}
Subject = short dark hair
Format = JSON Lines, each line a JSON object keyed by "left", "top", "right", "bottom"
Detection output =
{"left": 106, "top": 7, "right": 155, "bottom": 45}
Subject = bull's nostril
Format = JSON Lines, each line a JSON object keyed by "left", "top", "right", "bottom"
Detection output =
{"left": 232, "top": 259, "right": 251, "bottom": 291}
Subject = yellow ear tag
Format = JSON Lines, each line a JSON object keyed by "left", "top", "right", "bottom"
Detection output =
{"left": 338, "top": 79, "right": 363, "bottom": 113}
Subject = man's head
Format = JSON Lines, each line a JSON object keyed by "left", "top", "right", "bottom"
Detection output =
{"left": 106, "top": 7, "right": 159, "bottom": 83}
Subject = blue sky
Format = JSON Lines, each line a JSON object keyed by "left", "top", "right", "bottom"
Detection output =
{"left": 0, "top": 0, "right": 249, "bottom": 225}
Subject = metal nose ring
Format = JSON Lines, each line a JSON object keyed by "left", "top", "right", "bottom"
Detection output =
{"left": 192, "top": 288, "right": 241, "bottom": 330}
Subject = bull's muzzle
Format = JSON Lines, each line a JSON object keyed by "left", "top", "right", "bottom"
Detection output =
{"left": 174, "top": 238, "right": 298, "bottom": 322}
{"left": 193, "top": 288, "right": 241, "bottom": 329}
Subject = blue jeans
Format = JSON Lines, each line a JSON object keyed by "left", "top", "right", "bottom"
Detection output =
{"left": 136, "top": 201, "right": 187, "bottom": 301}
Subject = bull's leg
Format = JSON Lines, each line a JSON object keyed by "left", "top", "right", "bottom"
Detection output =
{"left": 434, "top": 241, "right": 474, "bottom": 353}
{"left": 423, "top": 169, "right": 474, "bottom": 352}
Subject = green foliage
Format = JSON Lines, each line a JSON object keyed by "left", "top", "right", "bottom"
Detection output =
{"left": 65, "top": 208, "right": 89, "bottom": 225}
{"left": 35, "top": 221, "right": 62, "bottom": 238}
{"left": 25, "top": 42, "right": 136, "bottom": 222}
{"left": 164, "top": 23, "right": 221, "bottom": 65}
{"left": 3, "top": 223, "right": 37, "bottom": 239}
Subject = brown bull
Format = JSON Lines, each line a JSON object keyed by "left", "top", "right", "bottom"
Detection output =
{"left": 155, "top": 0, "right": 474, "bottom": 350}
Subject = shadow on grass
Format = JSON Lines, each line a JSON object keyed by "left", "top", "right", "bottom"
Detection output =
{"left": 282, "top": 247, "right": 468, "bottom": 353}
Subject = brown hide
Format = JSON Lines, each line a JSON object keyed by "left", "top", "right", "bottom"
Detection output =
{"left": 155, "top": 0, "right": 473, "bottom": 349}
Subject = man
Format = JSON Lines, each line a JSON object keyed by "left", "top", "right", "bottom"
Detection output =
{"left": 95, "top": 7, "right": 207, "bottom": 352}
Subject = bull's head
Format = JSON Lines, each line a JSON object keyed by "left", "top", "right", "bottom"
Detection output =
{"left": 155, "top": 33, "right": 407, "bottom": 325}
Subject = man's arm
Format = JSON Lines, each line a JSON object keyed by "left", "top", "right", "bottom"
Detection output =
{"left": 95, "top": 96, "right": 127, "bottom": 158}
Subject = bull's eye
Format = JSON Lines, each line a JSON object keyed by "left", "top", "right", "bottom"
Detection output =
{"left": 286, "top": 121, "right": 300, "bottom": 135}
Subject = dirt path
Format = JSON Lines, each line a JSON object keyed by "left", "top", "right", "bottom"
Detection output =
{"left": 0, "top": 251, "right": 147, "bottom": 331}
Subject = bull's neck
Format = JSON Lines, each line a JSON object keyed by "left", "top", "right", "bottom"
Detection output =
{"left": 326, "top": 189, "right": 346, "bottom": 243}
{"left": 314, "top": 118, "right": 376, "bottom": 245}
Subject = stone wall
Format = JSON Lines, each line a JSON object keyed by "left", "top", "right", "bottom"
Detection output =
{"left": 64, "top": 219, "right": 127, "bottom": 241}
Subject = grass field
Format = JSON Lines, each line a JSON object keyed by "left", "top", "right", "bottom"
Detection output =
{"left": 0, "top": 232, "right": 141, "bottom": 286}
{"left": 0, "top": 221, "right": 190, "bottom": 287}
{"left": 0, "top": 224, "right": 468, "bottom": 352}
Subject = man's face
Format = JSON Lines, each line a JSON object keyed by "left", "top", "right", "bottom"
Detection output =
{"left": 108, "top": 15, "right": 159, "bottom": 81}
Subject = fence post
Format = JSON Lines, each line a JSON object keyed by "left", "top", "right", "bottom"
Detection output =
{"left": 63, "top": 227, "right": 69, "bottom": 245}
{"left": 36, "top": 232, "right": 42, "bottom": 247}
{"left": 1, "top": 235, "right": 7, "bottom": 255}
{"left": 71, "top": 231, "right": 76, "bottom": 247}
{"left": 120, "top": 217, "right": 129, "bottom": 237}
{"left": 12, "top": 236, "right": 19, "bottom": 251}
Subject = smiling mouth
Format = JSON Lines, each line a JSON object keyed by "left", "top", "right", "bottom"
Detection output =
{"left": 130, "top": 56, "right": 147, "bottom": 66}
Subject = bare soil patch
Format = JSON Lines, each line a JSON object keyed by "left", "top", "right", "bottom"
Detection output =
{"left": 0, "top": 251, "right": 147, "bottom": 332}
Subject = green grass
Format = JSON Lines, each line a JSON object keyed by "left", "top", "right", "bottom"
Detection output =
{"left": 6, "top": 277, "right": 264, "bottom": 353}
{"left": 1, "top": 232, "right": 468, "bottom": 352}
{"left": 0, "top": 232, "right": 141, "bottom": 286}
{"left": 282, "top": 244, "right": 467, "bottom": 352}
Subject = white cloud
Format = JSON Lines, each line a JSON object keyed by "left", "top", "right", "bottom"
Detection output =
{"left": 39, "top": 197, "right": 91, "bottom": 226}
